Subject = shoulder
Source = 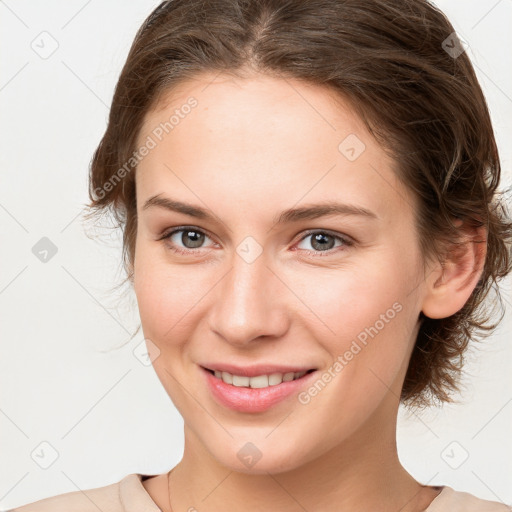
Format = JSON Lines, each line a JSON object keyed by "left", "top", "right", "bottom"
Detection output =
{"left": 8, "top": 479, "right": 122, "bottom": 512}
{"left": 8, "top": 473, "right": 157, "bottom": 512}
{"left": 428, "top": 486, "right": 512, "bottom": 512}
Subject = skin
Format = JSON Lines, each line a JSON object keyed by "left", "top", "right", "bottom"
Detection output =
{"left": 132, "top": 72, "right": 486, "bottom": 511}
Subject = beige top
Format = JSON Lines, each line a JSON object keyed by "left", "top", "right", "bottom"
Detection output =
{"left": 10, "top": 473, "right": 512, "bottom": 511}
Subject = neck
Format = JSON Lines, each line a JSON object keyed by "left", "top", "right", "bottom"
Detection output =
{"left": 168, "top": 394, "right": 436, "bottom": 512}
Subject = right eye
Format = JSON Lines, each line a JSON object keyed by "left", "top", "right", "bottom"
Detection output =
{"left": 159, "top": 226, "right": 217, "bottom": 255}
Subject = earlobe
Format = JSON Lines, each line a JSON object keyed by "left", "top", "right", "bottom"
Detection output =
{"left": 421, "top": 224, "right": 487, "bottom": 320}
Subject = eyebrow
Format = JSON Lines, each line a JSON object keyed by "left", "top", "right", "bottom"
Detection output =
{"left": 142, "top": 194, "right": 378, "bottom": 224}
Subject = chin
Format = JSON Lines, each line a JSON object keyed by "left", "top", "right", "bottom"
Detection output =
{"left": 226, "top": 455, "right": 303, "bottom": 476}
{"left": 207, "top": 437, "right": 312, "bottom": 476}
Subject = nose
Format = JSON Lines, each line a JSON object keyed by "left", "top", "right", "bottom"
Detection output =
{"left": 208, "top": 249, "right": 290, "bottom": 346}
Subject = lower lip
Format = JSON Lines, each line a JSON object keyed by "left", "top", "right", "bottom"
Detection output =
{"left": 201, "top": 366, "right": 317, "bottom": 413}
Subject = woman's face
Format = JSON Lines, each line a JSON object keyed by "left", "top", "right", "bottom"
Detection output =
{"left": 133, "top": 72, "right": 429, "bottom": 473}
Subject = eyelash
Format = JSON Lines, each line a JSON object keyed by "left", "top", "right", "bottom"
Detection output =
{"left": 158, "top": 226, "right": 354, "bottom": 257}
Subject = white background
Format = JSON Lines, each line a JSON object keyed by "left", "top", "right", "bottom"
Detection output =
{"left": 1, "top": 0, "right": 511, "bottom": 509}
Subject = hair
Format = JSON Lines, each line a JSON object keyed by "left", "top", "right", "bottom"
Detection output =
{"left": 85, "top": 0, "right": 512, "bottom": 408}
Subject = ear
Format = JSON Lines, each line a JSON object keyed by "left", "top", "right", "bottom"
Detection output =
{"left": 421, "top": 221, "right": 487, "bottom": 319}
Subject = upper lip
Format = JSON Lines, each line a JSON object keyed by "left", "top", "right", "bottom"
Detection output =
{"left": 200, "top": 363, "right": 317, "bottom": 377}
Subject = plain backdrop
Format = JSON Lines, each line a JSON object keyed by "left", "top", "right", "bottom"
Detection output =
{"left": 1, "top": 0, "right": 511, "bottom": 509}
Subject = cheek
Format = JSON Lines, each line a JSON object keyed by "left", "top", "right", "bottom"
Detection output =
{"left": 298, "top": 265, "right": 416, "bottom": 386}
{"left": 291, "top": 260, "right": 408, "bottom": 339}
{"left": 133, "top": 248, "right": 213, "bottom": 343}
{"left": 296, "top": 270, "right": 416, "bottom": 435}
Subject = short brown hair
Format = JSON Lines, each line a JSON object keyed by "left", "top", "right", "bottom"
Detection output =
{"left": 86, "top": 0, "right": 512, "bottom": 407}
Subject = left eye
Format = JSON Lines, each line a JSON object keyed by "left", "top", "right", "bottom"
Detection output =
{"left": 296, "top": 231, "right": 351, "bottom": 253}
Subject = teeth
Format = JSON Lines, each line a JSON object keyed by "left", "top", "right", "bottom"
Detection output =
{"left": 221, "top": 371, "right": 232, "bottom": 384}
{"left": 212, "top": 369, "right": 308, "bottom": 388}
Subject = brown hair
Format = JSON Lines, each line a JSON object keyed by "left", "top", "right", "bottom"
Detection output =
{"left": 86, "top": 0, "right": 512, "bottom": 407}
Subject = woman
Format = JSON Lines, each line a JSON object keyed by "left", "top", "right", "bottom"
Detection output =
{"left": 13, "top": 0, "right": 512, "bottom": 510}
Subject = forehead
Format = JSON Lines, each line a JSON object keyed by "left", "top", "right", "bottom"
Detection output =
{"left": 135, "top": 72, "right": 416, "bottom": 224}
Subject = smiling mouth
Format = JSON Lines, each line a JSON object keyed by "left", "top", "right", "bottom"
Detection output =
{"left": 203, "top": 367, "right": 316, "bottom": 389}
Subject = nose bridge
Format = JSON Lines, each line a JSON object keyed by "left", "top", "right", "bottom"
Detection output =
{"left": 209, "top": 247, "right": 288, "bottom": 344}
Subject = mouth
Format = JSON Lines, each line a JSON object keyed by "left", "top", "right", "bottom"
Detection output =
{"left": 200, "top": 365, "right": 318, "bottom": 413}
{"left": 202, "top": 366, "right": 316, "bottom": 389}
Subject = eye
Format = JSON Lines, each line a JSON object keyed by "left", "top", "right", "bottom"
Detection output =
{"left": 294, "top": 230, "right": 353, "bottom": 256}
{"left": 159, "top": 226, "right": 216, "bottom": 255}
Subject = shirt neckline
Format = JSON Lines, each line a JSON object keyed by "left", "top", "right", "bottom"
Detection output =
{"left": 128, "top": 474, "right": 450, "bottom": 512}
{"left": 120, "top": 473, "right": 163, "bottom": 512}
{"left": 424, "top": 486, "right": 449, "bottom": 510}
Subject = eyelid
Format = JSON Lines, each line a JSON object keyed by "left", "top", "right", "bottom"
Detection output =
{"left": 158, "top": 225, "right": 218, "bottom": 247}
{"left": 296, "top": 228, "right": 353, "bottom": 245}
